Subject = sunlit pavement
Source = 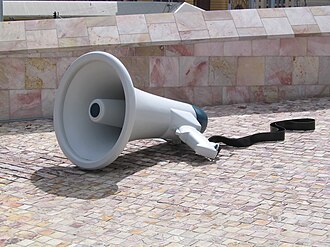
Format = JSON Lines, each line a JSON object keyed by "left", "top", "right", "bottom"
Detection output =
{"left": 1, "top": 98, "right": 329, "bottom": 246}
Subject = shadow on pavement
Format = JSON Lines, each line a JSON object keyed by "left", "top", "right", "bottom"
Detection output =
{"left": 30, "top": 141, "right": 213, "bottom": 200}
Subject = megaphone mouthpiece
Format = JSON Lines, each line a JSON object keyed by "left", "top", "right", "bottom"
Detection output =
{"left": 89, "top": 99, "right": 125, "bottom": 127}
{"left": 54, "top": 51, "right": 218, "bottom": 170}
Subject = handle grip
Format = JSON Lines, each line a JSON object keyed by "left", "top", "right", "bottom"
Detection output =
{"left": 176, "top": 125, "right": 220, "bottom": 159}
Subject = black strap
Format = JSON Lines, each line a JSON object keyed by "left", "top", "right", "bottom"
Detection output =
{"left": 208, "top": 118, "right": 315, "bottom": 148}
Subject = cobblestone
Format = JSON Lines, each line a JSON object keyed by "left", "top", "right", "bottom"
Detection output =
{"left": 0, "top": 98, "right": 329, "bottom": 246}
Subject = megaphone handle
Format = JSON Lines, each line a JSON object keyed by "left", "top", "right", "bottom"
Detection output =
{"left": 176, "top": 126, "right": 220, "bottom": 159}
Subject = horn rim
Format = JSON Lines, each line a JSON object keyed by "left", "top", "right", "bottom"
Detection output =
{"left": 54, "top": 51, "right": 136, "bottom": 170}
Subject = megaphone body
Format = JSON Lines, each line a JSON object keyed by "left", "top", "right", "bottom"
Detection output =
{"left": 54, "top": 52, "right": 219, "bottom": 170}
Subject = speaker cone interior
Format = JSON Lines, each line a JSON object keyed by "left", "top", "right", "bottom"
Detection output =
{"left": 54, "top": 52, "right": 136, "bottom": 170}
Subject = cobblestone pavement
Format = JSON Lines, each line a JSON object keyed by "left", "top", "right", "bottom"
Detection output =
{"left": 0, "top": 98, "right": 329, "bottom": 247}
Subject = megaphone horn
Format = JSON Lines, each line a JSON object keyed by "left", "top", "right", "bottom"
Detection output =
{"left": 54, "top": 51, "right": 220, "bottom": 170}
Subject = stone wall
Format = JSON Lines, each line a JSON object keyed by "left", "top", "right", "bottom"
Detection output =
{"left": 0, "top": 7, "right": 330, "bottom": 120}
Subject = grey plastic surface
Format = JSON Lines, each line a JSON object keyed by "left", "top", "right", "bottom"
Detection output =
{"left": 54, "top": 51, "right": 218, "bottom": 170}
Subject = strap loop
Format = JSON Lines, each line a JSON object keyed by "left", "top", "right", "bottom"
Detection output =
{"left": 208, "top": 118, "right": 315, "bottom": 148}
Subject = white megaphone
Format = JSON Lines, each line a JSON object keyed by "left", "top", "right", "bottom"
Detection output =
{"left": 54, "top": 51, "right": 220, "bottom": 170}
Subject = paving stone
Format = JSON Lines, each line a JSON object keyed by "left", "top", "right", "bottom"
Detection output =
{"left": 0, "top": 98, "right": 329, "bottom": 245}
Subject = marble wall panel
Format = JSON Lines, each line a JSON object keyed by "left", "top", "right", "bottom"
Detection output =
{"left": 145, "top": 13, "right": 175, "bottom": 24}
{"left": 224, "top": 40, "right": 252, "bottom": 56}
{"left": 25, "top": 19, "right": 56, "bottom": 31}
{"left": 175, "top": 12, "right": 206, "bottom": 32}
{"left": 135, "top": 46, "right": 164, "bottom": 57}
{"left": 293, "top": 57, "right": 319, "bottom": 85}
{"left": 237, "top": 27, "right": 267, "bottom": 39}
{"left": 56, "top": 57, "right": 77, "bottom": 87}
{"left": 165, "top": 45, "right": 194, "bottom": 57}
{"left": 104, "top": 47, "right": 134, "bottom": 58}
{"left": 305, "top": 85, "right": 330, "bottom": 98}
{"left": 122, "top": 56, "right": 149, "bottom": 89}
{"left": 278, "top": 85, "right": 305, "bottom": 101}
{"left": 249, "top": 86, "right": 266, "bottom": 102}
{"left": 263, "top": 86, "right": 279, "bottom": 103}
{"left": 84, "top": 16, "right": 116, "bottom": 27}
{"left": 315, "top": 16, "right": 330, "bottom": 33}
{"left": 41, "top": 89, "right": 55, "bottom": 118}
{"left": 120, "top": 33, "right": 151, "bottom": 45}
{"left": 26, "top": 30, "right": 58, "bottom": 50}
{"left": 56, "top": 18, "right": 88, "bottom": 39}
{"left": 0, "top": 41, "right": 27, "bottom": 52}
{"left": 249, "top": 86, "right": 279, "bottom": 103}
{"left": 0, "top": 21, "right": 25, "bottom": 42}
{"left": 203, "top": 10, "right": 232, "bottom": 21}
{"left": 280, "top": 38, "right": 307, "bottom": 56}
{"left": 231, "top": 9, "right": 263, "bottom": 28}
{"left": 193, "top": 87, "right": 213, "bottom": 106}
{"left": 179, "top": 30, "right": 210, "bottom": 41}
{"left": 39, "top": 50, "right": 72, "bottom": 58}
{"left": 237, "top": 57, "right": 265, "bottom": 86}
{"left": 116, "top": 15, "right": 148, "bottom": 35}
{"left": 25, "top": 58, "right": 57, "bottom": 89}
{"left": 308, "top": 37, "right": 330, "bottom": 56}
{"left": 222, "top": 86, "right": 250, "bottom": 104}
{"left": 285, "top": 8, "right": 316, "bottom": 26}
{"left": 179, "top": 57, "right": 209, "bottom": 87}
{"left": 319, "top": 57, "right": 330, "bottom": 85}
{"left": 265, "top": 57, "right": 293, "bottom": 85}
{"left": 1, "top": 7, "right": 330, "bottom": 121}
{"left": 252, "top": 39, "right": 280, "bottom": 56}
{"left": 262, "top": 18, "right": 294, "bottom": 38}
{"left": 88, "top": 26, "right": 120, "bottom": 45}
{"left": 58, "top": 37, "right": 90, "bottom": 48}
{"left": 209, "top": 57, "right": 237, "bottom": 86}
{"left": 194, "top": 42, "right": 224, "bottom": 57}
{"left": 1, "top": 7, "right": 330, "bottom": 55}
{"left": 0, "top": 58, "right": 25, "bottom": 90}
{"left": 310, "top": 6, "right": 330, "bottom": 16}
{"left": 292, "top": 24, "right": 321, "bottom": 37}
{"left": 210, "top": 86, "right": 223, "bottom": 105}
{"left": 150, "top": 57, "right": 179, "bottom": 87}
{"left": 164, "top": 87, "right": 194, "bottom": 104}
{"left": 258, "top": 8, "right": 286, "bottom": 18}
{"left": 206, "top": 20, "right": 239, "bottom": 40}
{"left": 9, "top": 90, "right": 42, "bottom": 119}
{"left": 0, "top": 90, "right": 9, "bottom": 120}
{"left": 148, "top": 23, "right": 180, "bottom": 43}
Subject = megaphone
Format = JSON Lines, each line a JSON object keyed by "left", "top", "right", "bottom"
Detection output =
{"left": 54, "top": 51, "right": 220, "bottom": 170}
